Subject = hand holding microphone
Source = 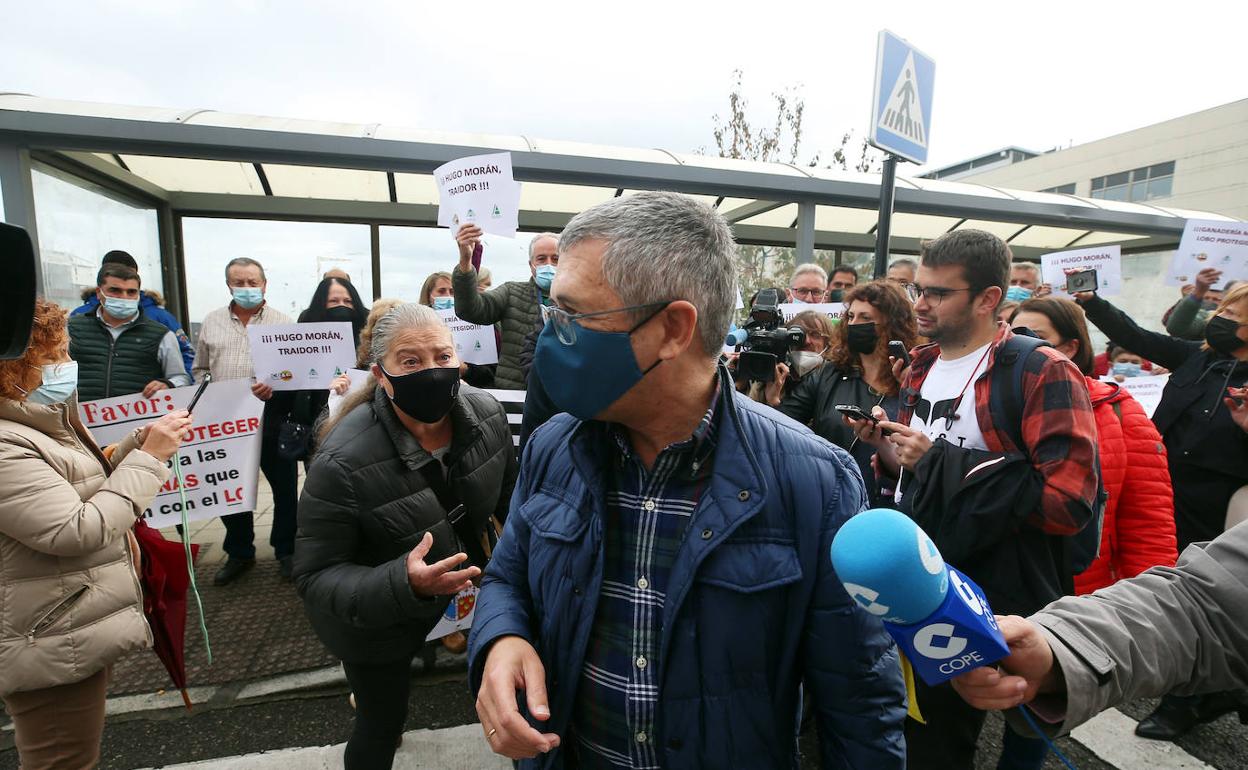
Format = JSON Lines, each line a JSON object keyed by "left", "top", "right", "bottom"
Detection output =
{"left": 830, "top": 508, "right": 1009, "bottom": 686}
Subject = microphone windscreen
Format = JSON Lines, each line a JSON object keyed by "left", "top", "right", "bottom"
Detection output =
{"left": 830, "top": 507, "right": 949, "bottom": 624}
{"left": 724, "top": 327, "right": 748, "bottom": 347}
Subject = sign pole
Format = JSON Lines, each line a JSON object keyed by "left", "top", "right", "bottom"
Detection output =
{"left": 873, "top": 154, "right": 898, "bottom": 278}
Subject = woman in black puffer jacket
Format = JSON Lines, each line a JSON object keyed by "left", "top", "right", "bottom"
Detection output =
{"left": 293, "top": 303, "right": 517, "bottom": 770}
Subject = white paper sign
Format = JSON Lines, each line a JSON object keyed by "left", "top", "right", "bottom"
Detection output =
{"left": 425, "top": 586, "right": 479, "bottom": 641}
{"left": 778, "top": 302, "right": 847, "bottom": 324}
{"left": 435, "top": 152, "right": 521, "bottom": 238}
{"left": 1100, "top": 373, "right": 1169, "bottom": 419}
{"left": 1041, "top": 245, "right": 1122, "bottom": 297}
{"left": 79, "top": 380, "right": 264, "bottom": 529}
{"left": 247, "top": 322, "right": 356, "bottom": 391}
{"left": 437, "top": 308, "right": 499, "bottom": 365}
{"left": 1167, "top": 219, "right": 1248, "bottom": 289}
{"left": 327, "top": 368, "right": 371, "bottom": 418}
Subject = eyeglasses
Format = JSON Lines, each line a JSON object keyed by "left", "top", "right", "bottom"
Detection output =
{"left": 543, "top": 301, "right": 670, "bottom": 345}
{"left": 790, "top": 287, "right": 825, "bottom": 299}
{"left": 906, "top": 284, "right": 976, "bottom": 306}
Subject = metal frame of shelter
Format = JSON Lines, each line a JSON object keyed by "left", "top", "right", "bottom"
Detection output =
{"left": 0, "top": 95, "right": 1231, "bottom": 326}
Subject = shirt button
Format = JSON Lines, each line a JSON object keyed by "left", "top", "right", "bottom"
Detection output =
{"left": 643, "top": 499, "right": 656, "bottom": 512}
{"left": 636, "top": 655, "right": 648, "bottom": 669}
{"left": 637, "top": 577, "right": 649, "bottom": 590}
{"left": 636, "top": 731, "right": 648, "bottom": 744}
{"left": 701, "top": 529, "right": 713, "bottom": 540}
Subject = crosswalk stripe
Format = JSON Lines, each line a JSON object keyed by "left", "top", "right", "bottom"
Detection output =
{"left": 1071, "top": 709, "right": 1216, "bottom": 770}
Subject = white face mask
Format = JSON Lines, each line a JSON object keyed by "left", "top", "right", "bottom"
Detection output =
{"left": 793, "top": 350, "right": 826, "bottom": 377}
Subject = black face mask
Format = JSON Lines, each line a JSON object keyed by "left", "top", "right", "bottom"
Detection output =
{"left": 827, "top": 289, "right": 845, "bottom": 303}
{"left": 846, "top": 322, "right": 879, "bottom": 355}
{"left": 325, "top": 306, "right": 356, "bottom": 324}
{"left": 380, "top": 365, "right": 461, "bottom": 423}
{"left": 1205, "top": 316, "right": 1247, "bottom": 355}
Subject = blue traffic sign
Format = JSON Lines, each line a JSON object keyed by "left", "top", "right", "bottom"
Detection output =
{"left": 869, "top": 30, "right": 936, "bottom": 164}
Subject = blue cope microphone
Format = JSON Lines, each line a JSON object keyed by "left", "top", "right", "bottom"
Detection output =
{"left": 830, "top": 508, "right": 1010, "bottom": 686}
{"left": 725, "top": 326, "right": 748, "bottom": 347}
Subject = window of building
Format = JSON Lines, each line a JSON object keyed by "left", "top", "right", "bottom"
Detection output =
{"left": 1041, "top": 183, "right": 1076, "bottom": 195}
{"left": 1090, "top": 161, "right": 1174, "bottom": 202}
{"left": 31, "top": 164, "right": 162, "bottom": 313}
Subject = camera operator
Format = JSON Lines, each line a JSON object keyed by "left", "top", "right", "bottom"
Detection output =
{"left": 727, "top": 288, "right": 810, "bottom": 402}
{"left": 779, "top": 280, "right": 918, "bottom": 507}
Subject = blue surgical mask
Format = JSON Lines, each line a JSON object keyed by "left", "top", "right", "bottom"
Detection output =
{"left": 102, "top": 296, "right": 140, "bottom": 320}
{"left": 26, "top": 362, "right": 79, "bottom": 405}
{"left": 1006, "top": 286, "right": 1033, "bottom": 303}
{"left": 1111, "top": 361, "right": 1142, "bottom": 378}
{"left": 231, "top": 287, "right": 265, "bottom": 309}
{"left": 534, "top": 308, "right": 666, "bottom": 420}
{"left": 432, "top": 297, "right": 455, "bottom": 311}
{"left": 534, "top": 265, "right": 557, "bottom": 292}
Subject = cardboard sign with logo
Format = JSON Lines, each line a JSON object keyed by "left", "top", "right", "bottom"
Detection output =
{"left": 79, "top": 380, "right": 264, "bottom": 529}
{"left": 436, "top": 308, "right": 499, "bottom": 365}
{"left": 1167, "top": 219, "right": 1248, "bottom": 289}
{"left": 247, "top": 322, "right": 356, "bottom": 391}
{"left": 778, "top": 302, "right": 847, "bottom": 325}
{"left": 435, "top": 152, "right": 521, "bottom": 238}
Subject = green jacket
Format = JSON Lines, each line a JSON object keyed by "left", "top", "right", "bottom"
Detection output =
{"left": 68, "top": 312, "right": 169, "bottom": 401}
{"left": 452, "top": 267, "right": 541, "bottom": 390}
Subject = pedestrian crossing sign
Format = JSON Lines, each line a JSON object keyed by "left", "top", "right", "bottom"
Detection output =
{"left": 869, "top": 30, "right": 936, "bottom": 164}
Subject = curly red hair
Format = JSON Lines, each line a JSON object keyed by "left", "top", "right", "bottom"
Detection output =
{"left": 0, "top": 299, "right": 69, "bottom": 401}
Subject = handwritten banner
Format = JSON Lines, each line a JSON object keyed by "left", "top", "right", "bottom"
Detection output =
{"left": 80, "top": 380, "right": 264, "bottom": 529}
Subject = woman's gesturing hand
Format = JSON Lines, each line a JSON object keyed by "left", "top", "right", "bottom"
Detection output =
{"left": 406, "top": 532, "right": 481, "bottom": 596}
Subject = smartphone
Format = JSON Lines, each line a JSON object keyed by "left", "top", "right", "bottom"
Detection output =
{"left": 1065, "top": 268, "right": 1098, "bottom": 294}
{"left": 185, "top": 374, "right": 212, "bottom": 414}
{"left": 835, "top": 404, "right": 877, "bottom": 423}
{"left": 888, "top": 340, "right": 910, "bottom": 367}
{"left": 835, "top": 403, "right": 894, "bottom": 436}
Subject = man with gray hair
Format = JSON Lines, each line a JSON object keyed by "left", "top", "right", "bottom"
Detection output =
{"left": 1009, "top": 261, "right": 1051, "bottom": 300}
{"left": 193, "top": 257, "right": 299, "bottom": 585}
{"left": 887, "top": 257, "right": 919, "bottom": 286}
{"left": 452, "top": 226, "right": 559, "bottom": 389}
{"left": 469, "top": 191, "right": 906, "bottom": 768}
{"left": 789, "top": 262, "right": 829, "bottom": 303}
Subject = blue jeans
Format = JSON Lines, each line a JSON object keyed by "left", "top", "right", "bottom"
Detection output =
{"left": 998, "top": 720, "right": 1048, "bottom": 770}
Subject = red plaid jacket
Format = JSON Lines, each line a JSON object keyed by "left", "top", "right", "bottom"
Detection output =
{"left": 897, "top": 323, "right": 1099, "bottom": 536}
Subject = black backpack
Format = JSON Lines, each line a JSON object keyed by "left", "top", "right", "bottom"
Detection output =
{"left": 987, "top": 333, "right": 1106, "bottom": 579}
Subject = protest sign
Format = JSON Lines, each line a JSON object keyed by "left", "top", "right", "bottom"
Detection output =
{"left": 1168, "top": 219, "right": 1248, "bottom": 289}
{"left": 425, "top": 586, "right": 478, "bottom": 641}
{"left": 1041, "top": 245, "right": 1122, "bottom": 297}
{"left": 435, "top": 152, "right": 521, "bottom": 238}
{"left": 1100, "top": 373, "right": 1169, "bottom": 419}
{"left": 778, "top": 302, "right": 847, "bottom": 324}
{"left": 79, "top": 380, "right": 264, "bottom": 529}
{"left": 436, "top": 308, "right": 499, "bottom": 365}
{"left": 248, "top": 322, "right": 355, "bottom": 391}
{"left": 327, "top": 368, "right": 370, "bottom": 418}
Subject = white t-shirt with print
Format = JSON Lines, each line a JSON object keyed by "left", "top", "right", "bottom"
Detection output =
{"left": 895, "top": 342, "right": 991, "bottom": 503}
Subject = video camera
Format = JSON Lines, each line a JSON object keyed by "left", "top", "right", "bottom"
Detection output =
{"left": 0, "top": 223, "right": 36, "bottom": 359}
{"left": 726, "top": 287, "right": 807, "bottom": 383}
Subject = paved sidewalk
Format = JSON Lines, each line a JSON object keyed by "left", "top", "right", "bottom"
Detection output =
{"left": 138, "top": 724, "right": 509, "bottom": 769}
{"left": 109, "top": 480, "right": 341, "bottom": 696}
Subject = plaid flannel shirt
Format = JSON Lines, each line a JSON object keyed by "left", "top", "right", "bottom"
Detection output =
{"left": 897, "top": 323, "right": 1098, "bottom": 535}
{"left": 570, "top": 388, "right": 720, "bottom": 769}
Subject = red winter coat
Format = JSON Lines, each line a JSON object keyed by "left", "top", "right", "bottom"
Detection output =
{"left": 1074, "top": 378, "right": 1178, "bottom": 594}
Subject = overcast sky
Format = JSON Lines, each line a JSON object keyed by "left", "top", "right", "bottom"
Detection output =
{"left": 4, "top": 0, "right": 1245, "bottom": 174}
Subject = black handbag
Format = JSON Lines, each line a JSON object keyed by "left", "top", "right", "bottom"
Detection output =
{"left": 275, "top": 391, "right": 316, "bottom": 461}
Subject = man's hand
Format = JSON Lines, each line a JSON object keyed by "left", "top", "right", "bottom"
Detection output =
{"left": 1034, "top": 283, "right": 1053, "bottom": 299}
{"left": 329, "top": 374, "right": 352, "bottom": 396}
{"left": 878, "top": 420, "right": 932, "bottom": 471}
{"left": 456, "top": 224, "right": 484, "bottom": 268}
{"left": 763, "top": 362, "right": 790, "bottom": 407}
{"left": 406, "top": 532, "right": 481, "bottom": 596}
{"left": 476, "top": 636, "right": 561, "bottom": 759}
{"left": 1193, "top": 267, "right": 1223, "bottom": 300}
{"left": 952, "top": 616, "right": 1061, "bottom": 710}
{"left": 143, "top": 380, "right": 170, "bottom": 399}
{"left": 251, "top": 382, "right": 274, "bottom": 401}
{"left": 1226, "top": 387, "right": 1248, "bottom": 434}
